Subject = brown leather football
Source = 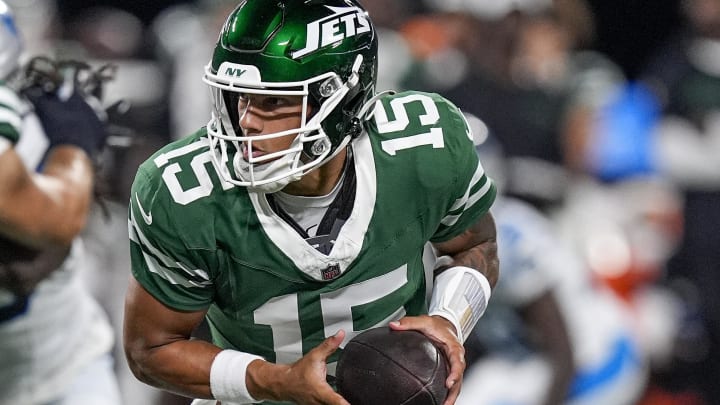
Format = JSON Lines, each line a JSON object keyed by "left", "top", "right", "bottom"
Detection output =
{"left": 336, "top": 327, "right": 449, "bottom": 405}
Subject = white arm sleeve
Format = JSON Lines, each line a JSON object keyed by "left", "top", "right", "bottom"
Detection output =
{"left": 428, "top": 265, "right": 492, "bottom": 342}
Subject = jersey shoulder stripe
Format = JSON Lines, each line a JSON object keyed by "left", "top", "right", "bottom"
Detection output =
{"left": 0, "top": 84, "right": 23, "bottom": 144}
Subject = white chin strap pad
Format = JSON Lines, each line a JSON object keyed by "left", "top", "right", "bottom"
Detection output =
{"left": 428, "top": 265, "right": 492, "bottom": 343}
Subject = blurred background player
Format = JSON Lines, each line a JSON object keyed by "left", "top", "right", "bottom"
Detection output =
{"left": 455, "top": 126, "right": 647, "bottom": 405}
{"left": 0, "top": 1, "right": 121, "bottom": 403}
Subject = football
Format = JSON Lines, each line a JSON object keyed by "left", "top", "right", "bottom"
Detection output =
{"left": 336, "top": 327, "right": 449, "bottom": 405}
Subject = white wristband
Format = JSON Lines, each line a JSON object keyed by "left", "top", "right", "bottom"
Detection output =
{"left": 428, "top": 266, "right": 492, "bottom": 342}
{"left": 210, "top": 350, "right": 264, "bottom": 404}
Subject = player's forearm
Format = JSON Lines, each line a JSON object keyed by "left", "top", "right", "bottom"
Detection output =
{"left": 36, "top": 146, "right": 94, "bottom": 241}
{"left": 127, "top": 342, "right": 298, "bottom": 402}
{"left": 439, "top": 238, "right": 499, "bottom": 287}
{"left": 125, "top": 338, "right": 222, "bottom": 399}
{"left": 429, "top": 213, "right": 498, "bottom": 342}
{"left": 0, "top": 146, "right": 93, "bottom": 247}
{"left": 433, "top": 213, "right": 499, "bottom": 287}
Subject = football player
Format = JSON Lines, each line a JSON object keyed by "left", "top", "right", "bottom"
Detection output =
{"left": 0, "top": 1, "right": 121, "bottom": 404}
{"left": 123, "top": 1, "right": 498, "bottom": 404}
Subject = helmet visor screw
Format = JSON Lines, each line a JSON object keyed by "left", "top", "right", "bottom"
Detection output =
{"left": 311, "top": 138, "right": 330, "bottom": 156}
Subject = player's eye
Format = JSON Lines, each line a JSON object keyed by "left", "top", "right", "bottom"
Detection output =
{"left": 262, "top": 96, "right": 292, "bottom": 109}
{"left": 237, "top": 93, "right": 250, "bottom": 109}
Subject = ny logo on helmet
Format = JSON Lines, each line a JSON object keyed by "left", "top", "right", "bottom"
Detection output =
{"left": 292, "top": 5, "right": 370, "bottom": 59}
{"left": 224, "top": 67, "right": 246, "bottom": 77}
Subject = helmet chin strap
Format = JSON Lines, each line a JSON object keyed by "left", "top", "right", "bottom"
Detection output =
{"left": 357, "top": 90, "right": 395, "bottom": 122}
{"left": 233, "top": 142, "right": 303, "bottom": 193}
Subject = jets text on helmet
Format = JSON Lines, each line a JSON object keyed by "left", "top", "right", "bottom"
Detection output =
{"left": 291, "top": 6, "right": 370, "bottom": 59}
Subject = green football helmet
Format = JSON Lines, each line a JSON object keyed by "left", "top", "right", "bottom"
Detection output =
{"left": 203, "top": 0, "right": 378, "bottom": 192}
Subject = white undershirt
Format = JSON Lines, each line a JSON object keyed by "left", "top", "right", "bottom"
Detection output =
{"left": 273, "top": 171, "right": 346, "bottom": 237}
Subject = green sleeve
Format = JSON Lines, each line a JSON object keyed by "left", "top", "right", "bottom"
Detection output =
{"left": 128, "top": 159, "right": 217, "bottom": 311}
{"left": 0, "top": 84, "right": 23, "bottom": 144}
{"left": 429, "top": 94, "right": 496, "bottom": 242}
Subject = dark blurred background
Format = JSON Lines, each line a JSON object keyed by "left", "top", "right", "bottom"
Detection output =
{"left": 53, "top": 0, "right": 684, "bottom": 79}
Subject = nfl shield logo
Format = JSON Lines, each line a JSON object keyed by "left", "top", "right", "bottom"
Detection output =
{"left": 322, "top": 264, "right": 341, "bottom": 281}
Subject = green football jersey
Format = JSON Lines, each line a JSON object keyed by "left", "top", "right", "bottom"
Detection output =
{"left": 129, "top": 91, "right": 496, "bottom": 370}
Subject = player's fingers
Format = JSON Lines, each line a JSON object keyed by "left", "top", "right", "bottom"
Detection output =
{"left": 442, "top": 378, "right": 462, "bottom": 405}
{"left": 444, "top": 347, "right": 465, "bottom": 389}
{"left": 391, "top": 315, "right": 457, "bottom": 340}
{"left": 318, "top": 387, "right": 352, "bottom": 405}
{"left": 313, "top": 330, "right": 346, "bottom": 359}
{"left": 392, "top": 317, "right": 466, "bottom": 393}
{"left": 388, "top": 316, "right": 424, "bottom": 331}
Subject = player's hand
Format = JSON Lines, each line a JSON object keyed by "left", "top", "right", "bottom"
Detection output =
{"left": 249, "top": 330, "right": 350, "bottom": 405}
{"left": 23, "top": 85, "right": 107, "bottom": 158}
{"left": 390, "top": 315, "right": 465, "bottom": 405}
